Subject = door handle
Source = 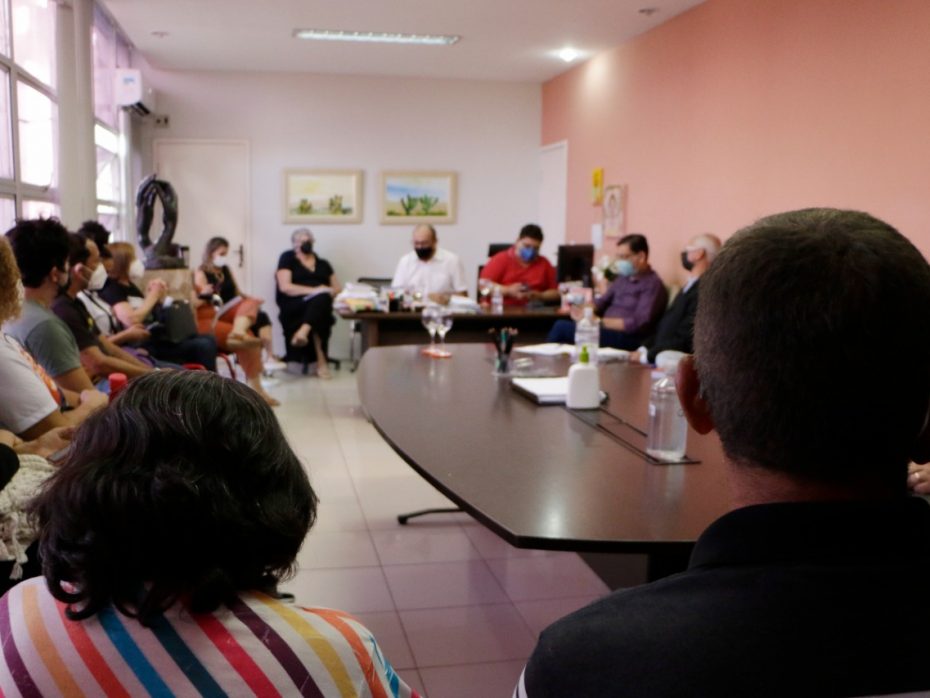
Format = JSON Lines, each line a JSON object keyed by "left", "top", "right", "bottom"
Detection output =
{"left": 236, "top": 244, "right": 244, "bottom": 268}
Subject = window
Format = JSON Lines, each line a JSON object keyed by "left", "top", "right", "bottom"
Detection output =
{"left": 0, "top": 0, "right": 58, "bottom": 224}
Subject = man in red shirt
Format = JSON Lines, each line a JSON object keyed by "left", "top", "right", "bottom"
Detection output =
{"left": 479, "top": 224, "right": 559, "bottom": 306}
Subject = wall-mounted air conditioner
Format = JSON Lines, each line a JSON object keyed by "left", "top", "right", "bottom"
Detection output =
{"left": 114, "top": 68, "right": 156, "bottom": 116}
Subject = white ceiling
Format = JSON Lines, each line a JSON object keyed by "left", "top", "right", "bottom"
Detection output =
{"left": 100, "top": 0, "right": 705, "bottom": 83}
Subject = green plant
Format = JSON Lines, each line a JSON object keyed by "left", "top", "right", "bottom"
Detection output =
{"left": 419, "top": 195, "right": 438, "bottom": 214}
{"left": 399, "top": 194, "right": 418, "bottom": 215}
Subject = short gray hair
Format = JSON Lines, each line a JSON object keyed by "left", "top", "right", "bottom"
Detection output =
{"left": 291, "top": 228, "right": 314, "bottom": 245}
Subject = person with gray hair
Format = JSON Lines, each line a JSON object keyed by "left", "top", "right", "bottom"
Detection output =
{"left": 275, "top": 228, "right": 341, "bottom": 378}
{"left": 630, "top": 232, "right": 722, "bottom": 366}
{"left": 517, "top": 208, "right": 930, "bottom": 697}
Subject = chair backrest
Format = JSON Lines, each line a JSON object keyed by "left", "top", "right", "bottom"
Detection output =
{"left": 357, "top": 277, "right": 393, "bottom": 291}
{"left": 488, "top": 243, "right": 510, "bottom": 258}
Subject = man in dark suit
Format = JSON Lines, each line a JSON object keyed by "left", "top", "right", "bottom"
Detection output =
{"left": 629, "top": 233, "right": 721, "bottom": 365}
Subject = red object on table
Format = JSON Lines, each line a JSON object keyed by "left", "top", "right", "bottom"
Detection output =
{"left": 108, "top": 372, "right": 128, "bottom": 401}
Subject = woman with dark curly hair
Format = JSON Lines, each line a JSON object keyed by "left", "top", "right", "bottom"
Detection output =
{"left": 0, "top": 371, "right": 417, "bottom": 697}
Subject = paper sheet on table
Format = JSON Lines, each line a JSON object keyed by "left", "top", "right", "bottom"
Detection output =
{"left": 511, "top": 377, "right": 569, "bottom": 404}
{"left": 514, "top": 343, "right": 574, "bottom": 356}
{"left": 515, "top": 343, "right": 629, "bottom": 362}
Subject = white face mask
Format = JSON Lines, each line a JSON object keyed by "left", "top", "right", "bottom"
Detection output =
{"left": 87, "top": 263, "right": 108, "bottom": 291}
{"left": 213, "top": 254, "right": 229, "bottom": 268}
{"left": 128, "top": 259, "right": 145, "bottom": 282}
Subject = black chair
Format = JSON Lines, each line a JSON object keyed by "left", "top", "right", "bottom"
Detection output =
{"left": 488, "top": 243, "right": 511, "bottom": 257}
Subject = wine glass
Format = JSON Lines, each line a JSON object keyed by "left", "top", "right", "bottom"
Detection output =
{"left": 421, "top": 305, "right": 440, "bottom": 356}
{"left": 433, "top": 308, "right": 453, "bottom": 358}
{"left": 478, "top": 278, "right": 493, "bottom": 306}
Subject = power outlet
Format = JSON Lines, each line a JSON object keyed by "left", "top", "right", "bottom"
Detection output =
{"left": 154, "top": 114, "right": 170, "bottom": 128}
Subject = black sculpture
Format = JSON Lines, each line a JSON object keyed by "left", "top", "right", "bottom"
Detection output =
{"left": 136, "top": 174, "right": 184, "bottom": 269}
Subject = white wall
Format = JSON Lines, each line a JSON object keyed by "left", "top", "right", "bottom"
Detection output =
{"left": 136, "top": 68, "right": 542, "bottom": 357}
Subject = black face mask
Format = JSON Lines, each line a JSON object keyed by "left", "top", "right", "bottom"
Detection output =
{"left": 299, "top": 241, "right": 314, "bottom": 255}
{"left": 415, "top": 246, "right": 434, "bottom": 261}
{"left": 680, "top": 251, "right": 694, "bottom": 272}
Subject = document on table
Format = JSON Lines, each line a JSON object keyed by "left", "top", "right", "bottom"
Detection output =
{"left": 511, "top": 377, "right": 569, "bottom": 404}
{"left": 515, "top": 343, "right": 630, "bottom": 362}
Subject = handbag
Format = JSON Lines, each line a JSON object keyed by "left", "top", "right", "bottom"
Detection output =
{"left": 151, "top": 299, "right": 198, "bottom": 343}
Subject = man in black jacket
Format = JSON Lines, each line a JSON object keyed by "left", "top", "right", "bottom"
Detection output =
{"left": 517, "top": 209, "right": 930, "bottom": 697}
{"left": 630, "top": 233, "right": 720, "bottom": 365}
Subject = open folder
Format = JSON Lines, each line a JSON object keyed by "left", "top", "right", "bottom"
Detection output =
{"left": 511, "top": 377, "right": 607, "bottom": 406}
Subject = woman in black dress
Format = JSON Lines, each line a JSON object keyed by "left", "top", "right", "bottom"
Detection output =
{"left": 275, "top": 228, "right": 340, "bottom": 378}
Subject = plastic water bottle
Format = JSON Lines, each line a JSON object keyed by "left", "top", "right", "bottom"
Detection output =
{"left": 574, "top": 307, "right": 599, "bottom": 364}
{"left": 491, "top": 285, "right": 504, "bottom": 315}
{"left": 646, "top": 369, "right": 688, "bottom": 462}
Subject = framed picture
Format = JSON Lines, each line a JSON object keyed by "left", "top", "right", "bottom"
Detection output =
{"left": 380, "top": 171, "right": 457, "bottom": 225}
{"left": 603, "top": 184, "right": 627, "bottom": 238}
{"left": 283, "top": 169, "right": 363, "bottom": 224}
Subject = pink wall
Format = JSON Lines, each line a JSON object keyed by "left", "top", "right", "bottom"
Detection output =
{"left": 543, "top": 0, "right": 930, "bottom": 286}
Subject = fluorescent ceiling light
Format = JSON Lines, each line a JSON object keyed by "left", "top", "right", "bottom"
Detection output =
{"left": 558, "top": 47, "right": 580, "bottom": 63}
{"left": 293, "top": 29, "right": 460, "bottom": 46}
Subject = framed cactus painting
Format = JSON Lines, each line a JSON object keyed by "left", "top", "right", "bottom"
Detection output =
{"left": 380, "top": 171, "right": 457, "bottom": 224}
{"left": 284, "top": 169, "right": 363, "bottom": 224}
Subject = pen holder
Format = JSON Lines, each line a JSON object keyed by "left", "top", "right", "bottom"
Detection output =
{"left": 489, "top": 327, "right": 518, "bottom": 376}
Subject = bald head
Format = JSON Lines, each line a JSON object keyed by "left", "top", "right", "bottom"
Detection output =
{"left": 412, "top": 225, "right": 437, "bottom": 261}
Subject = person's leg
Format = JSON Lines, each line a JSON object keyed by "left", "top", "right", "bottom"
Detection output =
{"left": 167, "top": 334, "right": 218, "bottom": 372}
{"left": 237, "top": 346, "right": 280, "bottom": 406}
{"left": 547, "top": 319, "right": 577, "bottom": 344}
{"left": 312, "top": 333, "right": 331, "bottom": 379}
{"left": 599, "top": 327, "right": 641, "bottom": 350}
{"left": 229, "top": 315, "right": 262, "bottom": 349}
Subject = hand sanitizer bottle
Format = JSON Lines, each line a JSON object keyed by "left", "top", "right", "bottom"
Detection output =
{"left": 566, "top": 345, "right": 600, "bottom": 409}
{"left": 491, "top": 285, "right": 504, "bottom": 315}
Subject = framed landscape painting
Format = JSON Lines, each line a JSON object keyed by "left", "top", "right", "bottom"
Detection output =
{"left": 380, "top": 171, "right": 457, "bottom": 224}
{"left": 284, "top": 169, "right": 363, "bottom": 224}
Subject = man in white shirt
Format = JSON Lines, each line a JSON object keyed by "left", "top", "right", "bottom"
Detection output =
{"left": 391, "top": 224, "right": 467, "bottom": 301}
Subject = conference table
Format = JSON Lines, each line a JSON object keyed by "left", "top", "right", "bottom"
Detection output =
{"left": 340, "top": 306, "right": 563, "bottom": 356}
{"left": 357, "top": 343, "right": 731, "bottom": 579}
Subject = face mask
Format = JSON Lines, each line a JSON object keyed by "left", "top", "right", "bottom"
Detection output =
{"left": 129, "top": 259, "right": 145, "bottom": 282}
{"left": 213, "top": 254, "right": 229, "bottom": 267}
{"left": 616, "top": 259, "right": 635, "bottom": 277}
{"left": 680, "top": 251, "right": 695, "bottom": 272}
{"left": 518, "top": 246, "right": 538, "bottom": 263}
{"left": 415, "top": 246, "right": 434, "bottom": 261}
{"left": 299, "top": 241, "right": 314, "bottom": 255}
{"left": 88, "top": 263, "right": 108, "bottom": 291}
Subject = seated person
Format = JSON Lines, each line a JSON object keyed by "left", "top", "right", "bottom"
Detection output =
{"left": 630, "top": 233, "right": 721, "bottom": 365}
{"left": 391, "top": 224, "right": 467, "bottom": 302}
{"left": 100, "top": 242, "right": 218, "bottom": 371}
{"left": 518, "top": 208, "right": 930, "bottom": 697}
{"left": 195, "top": 236, "right": 280, "bottom": 406}
{"left": 479, "top": 224, "right": 559, "bottom": 305}
{"left": 0, "top": 236, "right": 107, "bottom": 439}
{"left": 275, "top": 228, "right": 340, "bottom": 378}
{"left": 0, "top": 426, "right": 71, "bottom": 593}
{"left": 53, "top": 233, "right": 153, "bottom": 388}
{"left": 5, "top": 218, "right": 98, "bottom": 393}
{"left": 0, "top": 371, "right": 417, "bottom": 697}
{"left": 547, "top": 233, "right": 667, "bottom": 350}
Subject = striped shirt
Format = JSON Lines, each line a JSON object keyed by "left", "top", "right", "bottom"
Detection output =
{"left": 0, "top": 577, "right": 418, "bottom": 697}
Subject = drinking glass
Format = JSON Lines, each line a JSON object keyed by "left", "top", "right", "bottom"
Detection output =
{"left": 421, "top": 306, "right": 440, "bottom": 356}
{"left": 478, "top": 278, "right": 493, "bottom": 306}
{"left": 433, "top": 308, "right": 453, "bottom": 358}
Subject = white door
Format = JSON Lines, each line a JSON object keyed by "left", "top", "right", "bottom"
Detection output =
{"left": 152, "top": 140, "right": 251, "bottom": 286}
{"left": 538, "top": 141, "right": 568, "bottom": 265}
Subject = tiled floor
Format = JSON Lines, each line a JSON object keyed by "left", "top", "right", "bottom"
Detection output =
{"left": 265, "top": 367, "right": 611, "bottom": 698}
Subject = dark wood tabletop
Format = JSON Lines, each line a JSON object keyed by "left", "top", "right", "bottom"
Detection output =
{"left": 358, "top": 343, "right": 731, "bottom": 555}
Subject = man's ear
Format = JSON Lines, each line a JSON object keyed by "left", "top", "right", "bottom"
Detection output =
{"left": 676, "top": 355, "right": 715, "bottom": 435}
{"left": 911, "top": 404, "right": 930, "bottom": 464}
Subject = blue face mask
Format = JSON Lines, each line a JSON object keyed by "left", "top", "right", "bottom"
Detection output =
{"left": 519, "top": 246, "right": 537, "bottom": 263}
{"left": 616, "top": 259, "right": 635, "bottom": 277}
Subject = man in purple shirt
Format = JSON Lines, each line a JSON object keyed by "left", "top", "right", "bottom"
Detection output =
{"left": 547, "top": 234, "right": 667, "bottom": 350}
